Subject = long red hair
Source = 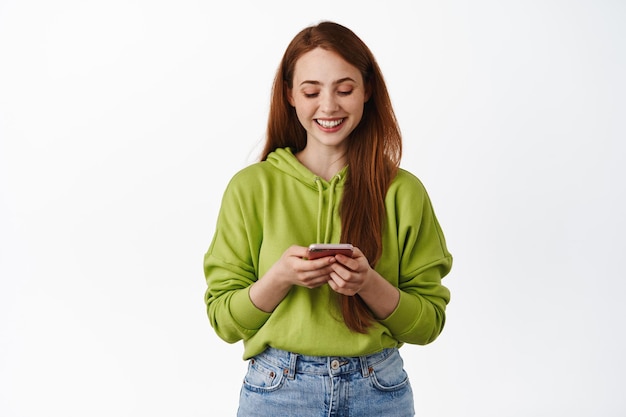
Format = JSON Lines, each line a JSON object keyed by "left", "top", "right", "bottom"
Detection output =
{"left": 261, "top": 21, "right": 402, "bottom": 333}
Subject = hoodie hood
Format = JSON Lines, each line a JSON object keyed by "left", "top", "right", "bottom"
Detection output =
{"left": 266, "top": 147, "right": 348, "bottom": 243}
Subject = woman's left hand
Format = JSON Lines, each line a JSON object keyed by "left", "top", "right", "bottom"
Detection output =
{"left": 327, "top": 246, "right": 400, "bottom": 319}
{"left": 326, "top": 246, "right": 374, "bottom": 296}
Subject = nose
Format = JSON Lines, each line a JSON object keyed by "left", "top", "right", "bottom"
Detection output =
{"left": 320, "top": 92, "right": 339, "bottom": 114}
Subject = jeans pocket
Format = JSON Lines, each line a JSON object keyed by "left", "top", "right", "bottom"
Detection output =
{"left": 369, "top": 351, "right": 411, "bottom": 392}
{"left": 242, "top": 357, "right": 286, "bottom": 393}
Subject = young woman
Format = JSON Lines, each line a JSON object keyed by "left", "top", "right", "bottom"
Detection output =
{"left": 204, "top": 21, "right": 453, "bottom": 417}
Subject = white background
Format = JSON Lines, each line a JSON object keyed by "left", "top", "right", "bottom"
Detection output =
{"left": 1, "top": 1, "right": 625, "bottom": 416}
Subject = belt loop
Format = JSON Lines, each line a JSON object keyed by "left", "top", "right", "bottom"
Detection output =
{"left": 359, "top": 355, "right": 370, "bottom": 378}
{"left": 286, "top": 352, "right": 298, "bottom": 380}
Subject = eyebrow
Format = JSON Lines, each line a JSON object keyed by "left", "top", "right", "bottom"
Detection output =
{"left": 299, "top": 77, "right": 357, "bottom": 87}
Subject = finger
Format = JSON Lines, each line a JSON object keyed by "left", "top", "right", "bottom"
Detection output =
{"left": 334, "top": 254, "right": 358, "bottom": 271}
{"left": 328, "top": 271, "right": 348, "bottom": 288}
{"left": 314, "top": 274, "right": 334, "bottom": 288}
{"left": 311, "top": 256, "right": 337, "bottom": 266}
{"left": 287, "top": 244, "right": 310, "bottom": 259}
{"left": 329, "top": 263, "right": 352, "bottom": 281}
{"left": 327, "top": 275, "right": 358, "bottom": 295}
{"left": 300, "top": 270, "right": 331, "bottom": 287}
{"left": 304, "top": 278, "right": 329, "bottom": 289}
{"left": 294, "top": 260, "right": 334, "bottom": 279}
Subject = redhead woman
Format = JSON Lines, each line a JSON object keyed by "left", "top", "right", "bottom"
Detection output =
{"left": 203, "top": 21, "right": 453, "bottom": 417}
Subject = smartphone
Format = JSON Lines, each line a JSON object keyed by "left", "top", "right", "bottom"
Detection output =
{"left": 307, "top": 243, "right": 354, "bottom": 260}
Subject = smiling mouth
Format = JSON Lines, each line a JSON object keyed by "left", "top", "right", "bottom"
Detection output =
{"left": 316, "top": 118, "right": 345, "bottom": 128}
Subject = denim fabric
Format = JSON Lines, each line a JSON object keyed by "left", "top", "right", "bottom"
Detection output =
{"left": 237, "top": 347, "right": 414, "bottom": 417}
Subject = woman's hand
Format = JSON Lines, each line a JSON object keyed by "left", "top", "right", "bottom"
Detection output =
{"left": 249, "top": 245, "right": 336, "bottom": 312}
{"left": 275, "top": 245, "right": 339, "bottom": 288}
{"left": 327, "top": 247, "right": 400, "bottom": 320}
{"left": 326, "top": 246, "right": 371, "bottom": 296}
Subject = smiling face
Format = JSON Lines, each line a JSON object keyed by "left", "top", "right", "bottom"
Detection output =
{"left": 288, "top": 47, "right": 370, "bottom": 154}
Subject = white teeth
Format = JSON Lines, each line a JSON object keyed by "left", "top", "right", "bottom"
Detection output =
{"left": 316, "top": 119, "right": 344, "bottom": 128}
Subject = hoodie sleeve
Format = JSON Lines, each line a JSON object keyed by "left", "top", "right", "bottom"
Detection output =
{"left": 203, "top": 173, "right": 271, "bottom": 344}
{"left": 378, "top": 172, "right": 453, "bottom": 345}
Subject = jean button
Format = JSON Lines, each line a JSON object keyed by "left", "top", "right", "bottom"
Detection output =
{"left": 331, "top": 360, "right": 340, "bottom": 370}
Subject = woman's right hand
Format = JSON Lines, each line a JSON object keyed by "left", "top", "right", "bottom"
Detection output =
{"left": 248, "top": 245, "right": 337, "bottom": 312}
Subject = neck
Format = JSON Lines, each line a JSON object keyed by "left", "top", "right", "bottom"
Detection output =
{"left": 296, "top": 146, "right": 347, "bottom": 181}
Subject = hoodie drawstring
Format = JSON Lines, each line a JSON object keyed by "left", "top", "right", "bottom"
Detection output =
{"left": 314, "top": 174, "right": 342, "bottom": 244}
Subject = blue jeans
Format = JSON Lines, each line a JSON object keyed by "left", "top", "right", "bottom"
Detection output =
{"left": 237, "top": 347, "right": 415, "bottom": 417}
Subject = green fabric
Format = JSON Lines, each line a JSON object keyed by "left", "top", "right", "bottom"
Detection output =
{"left": 204, "top": 147, "right": 452, "bottom": 359}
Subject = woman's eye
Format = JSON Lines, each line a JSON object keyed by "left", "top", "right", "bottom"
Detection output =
{"left": 338, "top": 90, "right": 353, "bottom": 96}
{"left": 303, "top": 92, "right": 319, "bottom": 98}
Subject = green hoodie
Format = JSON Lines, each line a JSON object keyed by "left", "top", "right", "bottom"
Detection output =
{"left": 204, "top": 147, "right": 452, "bottom": 360}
